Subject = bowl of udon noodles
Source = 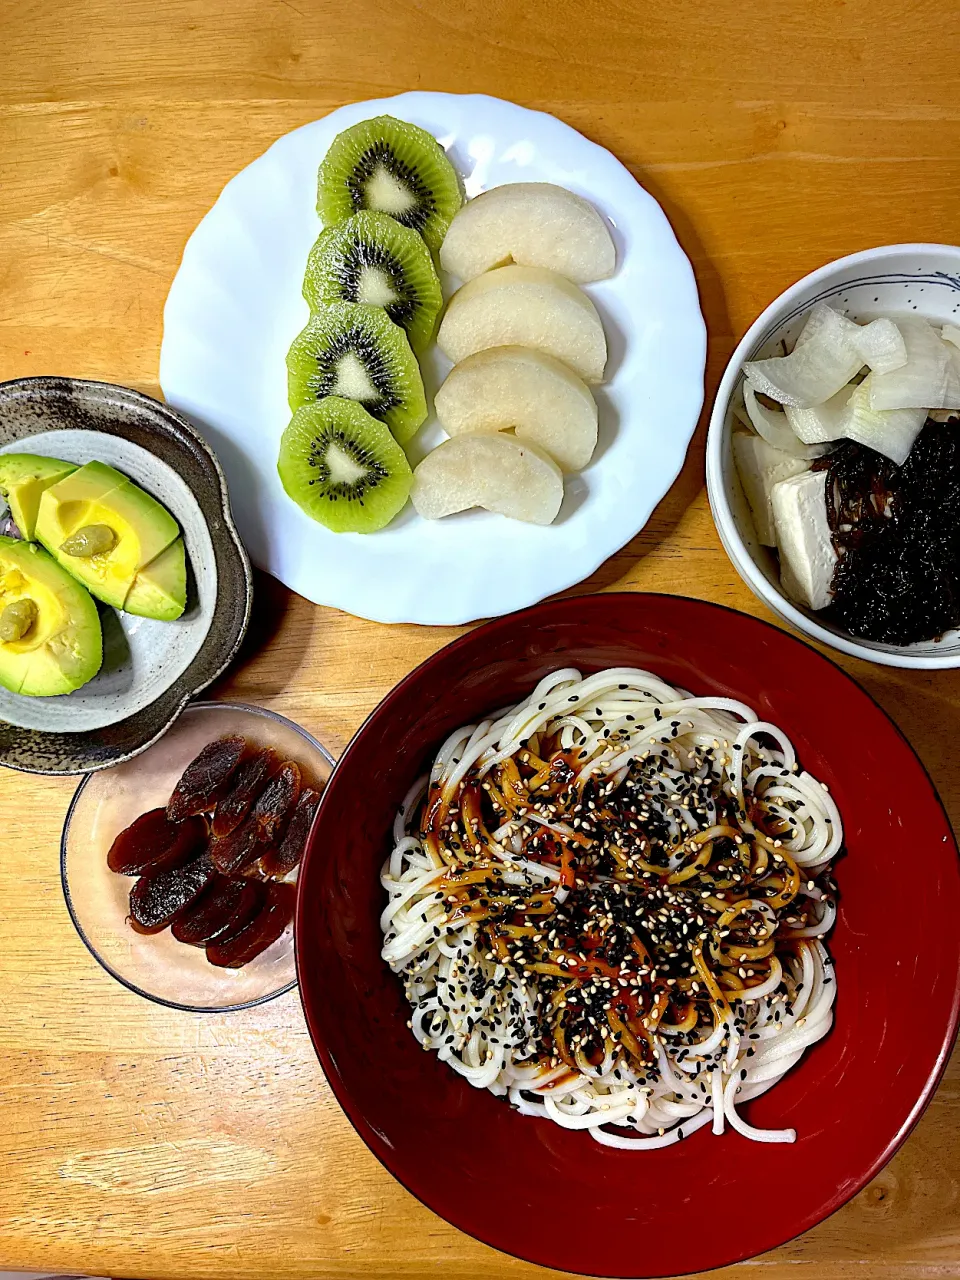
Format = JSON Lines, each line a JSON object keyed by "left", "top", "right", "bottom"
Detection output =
{"left": 296, "top": 592, "right": 960, "bottom": 1278}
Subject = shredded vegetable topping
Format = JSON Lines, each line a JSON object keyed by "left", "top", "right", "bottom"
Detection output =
{"left": 382, "top": 667, "right": 840, "bottom": 1149}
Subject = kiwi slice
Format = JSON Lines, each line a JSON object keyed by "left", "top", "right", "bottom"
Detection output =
{"left": 287, "top": 301, "right": 427, "bottom": 445}
{"left": 278, "top": 397, "right": 412, "bottom": 534}
{"left": 317, "top": 115, "right": 462, "bottom": 257}
{"left": 303, "top": 211, "right": 443, "bottom": 352}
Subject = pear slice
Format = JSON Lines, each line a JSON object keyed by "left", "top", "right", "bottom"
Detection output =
{"left": 439, "top": 182, "right": 616, "bottom": 284}
{"left": 437, "top": 265, "right": 607, "bottom": 384}
{"left": 411, "top": 434, "right": 563, "bottom": 525}
{"left": 435, "top": 347, "right": 598, "bottom": 472}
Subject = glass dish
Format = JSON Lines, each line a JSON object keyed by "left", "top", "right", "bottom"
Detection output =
{"left": 62, "top": 700, "right": 334, "bottom": 1012}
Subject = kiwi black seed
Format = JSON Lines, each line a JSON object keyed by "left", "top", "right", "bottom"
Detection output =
{"left": 278, "top": 397, "right": 413, "bottom": 534}
{"left": 286, "top": 301, "right": 427, "bottom": 444}
{"left": 303, "top": 210, "right": 442, "bottom": 352}
{"left": 317, "top": 115, "right": 462, "bottom": 256}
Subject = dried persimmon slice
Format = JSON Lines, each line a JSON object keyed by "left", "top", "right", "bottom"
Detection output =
{"left": 128, "top": 854, "right": 216, "bottom": 935}
{"left": 260, "top": 788, "right": 321, "bottom": 878}
{"left": 250, "top": 761, "right": 301, "bottom": 843}
{"left": 206, "top": 883, "right": 296, "bottom": 968}
{"left": 212, "top": 748, "right": 278, "bottom": 838}
{"left": 167, "top": 736, "right": 246, "bottom": 822}
{"left": 107, "top": 809, "right": 207, "bottom": 876}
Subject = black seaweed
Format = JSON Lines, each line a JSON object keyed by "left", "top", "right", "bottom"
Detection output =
{"left": 822, "top": 419, "right": 960, "bottom": 644}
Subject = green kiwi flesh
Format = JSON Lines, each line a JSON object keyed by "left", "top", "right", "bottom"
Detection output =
{"left": 317, "top": 115, "right": 462, "bottom": 256}
{"left": 303, "top": 211, "right": 443, "bottom": 352}
{"left": 286, "top": 301, "right": 427, "bottom": 445}
{"left": 278, "top": 397, "right": 412, "bottom": 534}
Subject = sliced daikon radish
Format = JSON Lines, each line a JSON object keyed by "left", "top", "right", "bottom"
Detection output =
{"left": 434, "top": 347, "right": 597, "bottom": 472}
{"left": 850, "top": 317, "right": 908, "bottom": 374}
{"left": 744, "top": 304, "right": 864, "bottom": 407}
{"left": 732, "top": 432, "right": 809, "bottom": 546}
{"left": 793, "top": 307, "right": 904, "bottom": 372}
{"left": 784, "top": 383, "right": 852, "bottom": 444}
{"left": 734, "top": 381, "right": 827, "bottom": 460}
{"left": 868, "top": 317, "right": 960, "bottom": 410}
{"left": 797, "top": 310, "right": 905, "bottom": 373}
{"left": 437, "top": 265, "right": 607, "bottom": 383}
{"left": 439, "top": 183, "right": 616, "bottom": 284}
{"left": 792, "top": 301, "right": 859, "bottom": 350}
{"left": 411, "top": 434, "right": 564, "bottom": 525}
{"left": 844, "top": 377, "right": 926, "bottom": 464}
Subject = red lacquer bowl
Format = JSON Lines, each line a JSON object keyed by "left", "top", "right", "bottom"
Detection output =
{"left": 296, "top": 594, "right": 960, "bottom": 1277}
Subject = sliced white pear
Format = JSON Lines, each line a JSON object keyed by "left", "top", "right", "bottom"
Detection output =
{"left": 434, "top": 347, "right": 598, "bottom": 472}
{"left": 439, "top": 182, "right": 615, "bottom": 284}
{"left": 411, "top": 434, "right": 563, "bottom": 525}
{"left": 436, "top": 265, "right": 607, "bottom": 384}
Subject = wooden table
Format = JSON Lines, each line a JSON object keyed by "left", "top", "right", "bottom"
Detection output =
{"left": 1, "top": 1, "right": 959, "bottom": 1276}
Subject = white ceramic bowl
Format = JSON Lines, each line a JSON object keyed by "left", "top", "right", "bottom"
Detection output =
{"left": 706, "top": 243, "right": 960, "bottom": 669}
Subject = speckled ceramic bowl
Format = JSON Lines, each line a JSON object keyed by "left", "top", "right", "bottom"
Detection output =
{"left": 706, "top": 243, "right": 960, "bottom": 669}
{"left": 0, "top": 378, "right": 252, "bottom": 773}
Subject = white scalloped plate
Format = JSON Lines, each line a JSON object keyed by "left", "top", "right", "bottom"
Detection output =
{"left": 160, "top": 92, "right": 705, "bottom": 625}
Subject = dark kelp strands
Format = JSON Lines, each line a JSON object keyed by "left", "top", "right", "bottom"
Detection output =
{"left": 819, "top": 418, "right": 960, "bottom": 644}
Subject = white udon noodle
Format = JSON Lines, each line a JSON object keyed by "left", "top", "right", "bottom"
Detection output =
{"left": 380, "top": 667, "right": 840, "bottom": 1149}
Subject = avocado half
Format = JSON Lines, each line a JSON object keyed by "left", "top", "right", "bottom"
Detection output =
{"left": 35, "top": 460, "right": 183, "bottom": 618}
{"left": 0, "top": 536, "right": 103, "bottom": 696}
{"left": 0, "top": 453, "right": 78, "bottom": 540}
{"left": 125, "top": 538, "right": 187, "bottom": 621}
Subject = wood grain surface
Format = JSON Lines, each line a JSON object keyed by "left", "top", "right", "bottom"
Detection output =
{"left": 1, "top": 0, "right": 959, "bottom": 1276}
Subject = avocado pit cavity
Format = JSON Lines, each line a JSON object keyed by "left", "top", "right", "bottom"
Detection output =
{"left": 0, "top": 597, "right": 38, "bottom": 642}
{"left": 60, "top": 523, "right": 117, "bottom": 558}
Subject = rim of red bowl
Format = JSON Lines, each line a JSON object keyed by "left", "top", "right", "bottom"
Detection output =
{"left": 295, "top": 593, "right": 960, "bottom": 1277}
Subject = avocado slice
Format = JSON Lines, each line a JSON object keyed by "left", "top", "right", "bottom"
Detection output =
{"left": 35, "top": 461, "right": 180, "bottom": 610}
{"left": 124, "top": 537, "right": 187, "bottom": 621}
{"left": 0, "top": 536, "right": 102, "bottom": 696}
{"left": 0, "top": 454, "right": 78, "bottom": 540}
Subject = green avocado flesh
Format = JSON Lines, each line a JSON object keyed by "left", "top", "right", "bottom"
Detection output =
{"left": 0, "top": 454, "right": 78, "bottom": 540}
{"left": 124, "top": 537, "right": 187, "bottom": 621}
{"left": 35, "top": 461, "right": 180, "bottom": 611}
{"left": 0, "top": 536, "right": 102, "bottom": 696}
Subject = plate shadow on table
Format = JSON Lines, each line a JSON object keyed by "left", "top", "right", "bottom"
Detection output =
{"left": 166, "top": 406, "right": 316, "bottom": 694}
{"left": 211, "top": 566, "right": 316, "bottom": 698}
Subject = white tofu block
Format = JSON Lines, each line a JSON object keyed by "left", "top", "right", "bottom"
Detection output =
{"left": 771, "top": 470, "right": 838, "bottom": 612}
{"left": 732, "top": 433, "right": 808, "bottom": 546}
